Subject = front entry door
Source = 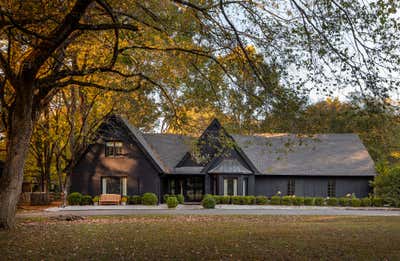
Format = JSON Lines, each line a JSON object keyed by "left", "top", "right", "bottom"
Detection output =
{"left": 184, "top": 176, "right": 204, "bottom": 202}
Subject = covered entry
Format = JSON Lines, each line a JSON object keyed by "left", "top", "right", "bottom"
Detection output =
{"left": 164, "top": 175, "right": 205, "bottom": 202}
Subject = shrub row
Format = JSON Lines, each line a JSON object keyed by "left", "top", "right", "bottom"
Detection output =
{"left": 200, "top": 194, "right": 386, "bottom": 207}
{"left": 67, "top": 192, "right": 160, "bottom": 206}
{"left": 163, "top": 194, "right": 184, "bottom": 204}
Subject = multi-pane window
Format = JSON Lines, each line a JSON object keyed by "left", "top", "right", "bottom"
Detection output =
{"left": 101, "top": 176, "right": 127, "bottom": 195}
{"left": 224, "top": 178, "right": 238, "bottom": 196}
{"left": 105, "top": 141, "right": 123, "bottom": 157}
{"left": 287, "top": 179, "right": 295, "bottom": 196}
{"left": 328, "top": 180, "right": 336, "bottom": 197}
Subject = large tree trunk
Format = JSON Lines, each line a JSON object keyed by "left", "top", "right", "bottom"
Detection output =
{"left": 0, "top": 88, "right": 34, "bottom": 230}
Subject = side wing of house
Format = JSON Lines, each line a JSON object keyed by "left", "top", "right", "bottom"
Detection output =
{"left": 70, "top": 116, "right": 164, "bottom": 197}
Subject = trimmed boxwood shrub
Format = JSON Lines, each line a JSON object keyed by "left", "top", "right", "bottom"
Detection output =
{"left": 92, "top": 196, "right": 100, "bottom": 204}
{"left": 80, "top": 195, "right": 92, "bottom": 205}
{"left": 339, "top": 197, "right": 351, "bottom": 207}
{"left": 351, "top": 198, "right": 361, "bottom": 207}
{"left": 213, "top": 195, "right": 222, "bottom": 204}
{"left": 293, "top": 197, "right": 304, "bottom": 206}
{"left": 373, "top": 197, "right": 384, "bottom": 207}
{"left": 361, "top": 197, "right": 371, "bottom": 207}
{"left": 220, "top": 196, "right": 231, "bottom": 204}
{"left": 142, "top": 193, "right": 158, "bottom": 205}
{"left": 202, "top": 195, "right": 216, "bottom": 209}
{"left": 231, "top": 196, "right": 241, "bottom": 205}
{"left": 167, "top": 196, "right": 179, "bottom": 208}
{"left": 314, "top": 197, "right": 324, "bottom": 206}
{"left": 326, "top": 197, "right": 338, "bottom": 206}
{"left": 256, "top": 196, "right": 268, "bottom": 205}
{"left": 130, "top": 195, "right": 142, "bottom": 205}
{"left": 281, "top": 196, "right": 293, "bottom": 205}
{"left": 176, "top": 194, "right": 184, "bottom": 204}
{"left": 244, "top": 196, "right": 256, "bottom": 205}
{"left": 270, "top": 196, "right": 281, "bottom": 205}
{"left": 304, "top": 197, "right": 315, "bottom": 206}
{"left": 67, "top": 192, "right": 82, "bottom": 206}
{"left": 163, "top": 194, "right": 170, "bottom": 203}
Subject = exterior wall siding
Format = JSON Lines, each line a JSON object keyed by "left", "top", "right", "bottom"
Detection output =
{"left": 71, "top": 131, "right": 160, "bottom": 197}
{"left": 254, "top": 176, "right": 373, "bottom": 198}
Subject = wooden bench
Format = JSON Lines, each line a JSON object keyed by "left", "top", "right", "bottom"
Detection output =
{"left": 99, "top": 194, "right": 121, "bottom": 205}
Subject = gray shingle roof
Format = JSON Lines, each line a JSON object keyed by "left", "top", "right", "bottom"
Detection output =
{"left": 209, "top": 158, "right": 252, "bottom": 174}
{"left": 142, "top": 133, "right": 193, "bottom": 171}
{"left": 121, "top": 118, "right": 169, "bottom": 172}
{"left": 231, "top": 134, "right": 376, "bottom": 176}
{"left": 121, "top": 117, "right": 375, "bottom": 176}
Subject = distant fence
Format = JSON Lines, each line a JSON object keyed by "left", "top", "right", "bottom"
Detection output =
{"left": 19, "top": 192, "right": 61, "bottom": 205}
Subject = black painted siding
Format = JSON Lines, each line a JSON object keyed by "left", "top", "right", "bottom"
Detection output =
{"left": 70, "top": 124, "right": 160, "bottom": 197}
{"left": 254, "top": 176, "right": 373, "bottom": 198}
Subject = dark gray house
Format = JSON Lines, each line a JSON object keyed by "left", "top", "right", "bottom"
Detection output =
{"left": 71, "top": 115, "right": 376, "bottom": 201}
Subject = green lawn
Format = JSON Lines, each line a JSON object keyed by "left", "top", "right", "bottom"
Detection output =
{"left": 1, "top": 215, "right": 400, "bottom": 260}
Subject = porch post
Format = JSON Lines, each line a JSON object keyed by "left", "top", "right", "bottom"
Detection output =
{"left": 218, "top": 175, "right": 224, "bottom": 195}
{"left": 204, "top": 174, "right": 211, "bottom": 195}
{"left": 237, "top": 176, "right": 243, "bottom": 196}
{"left": 248, "top": 175, "right": 255, "bottom": 195}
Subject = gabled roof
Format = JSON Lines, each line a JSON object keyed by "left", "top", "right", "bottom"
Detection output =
{"left": 208, "top": 158, "right": 252, "bottom": 174}
{"left": 231, "top": 133, "right": 376, "bottom": 176}
{"left": 119, "top": 117, "right": 169, "bottom": 173}
{"left": 105, "top": 116, "right": 376, "bottom": 176}
{"left": 142, "top": 133, "right": 192, "bottom": 171}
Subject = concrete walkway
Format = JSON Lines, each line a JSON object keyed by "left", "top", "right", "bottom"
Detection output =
{"left": 16, "top": 204, "right": 400, "bottom": 218}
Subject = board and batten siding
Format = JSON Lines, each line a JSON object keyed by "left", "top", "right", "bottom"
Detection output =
{"left": 254, "top": 176, "right": 373, "bottom": 198}
{"left": 70, "top": 128, "right": 161, "bottom": 197}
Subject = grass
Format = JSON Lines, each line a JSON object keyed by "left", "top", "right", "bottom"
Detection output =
{"left": 1, "top": 215, "right": 400, "bottom": 260}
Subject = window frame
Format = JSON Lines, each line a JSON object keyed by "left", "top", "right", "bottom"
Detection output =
{"left": 105, "top": 141, "right": 123, "bottom": 157}
{"left": 327, "top": 179, "right": 336, "bottom": 197}
{"left": 101, "top": 176, "right": 127, "bottom": 196}
{"left": 224, "top": 178, "right": 238, "bottom": 196}
{"left": 287, "top": 179, "right": 295, "bottom": 196}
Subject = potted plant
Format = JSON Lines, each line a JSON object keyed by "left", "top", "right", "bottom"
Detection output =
{"left": 92, "top": 196, "right": 99, "bottom": 206}
{"left": 121, "top": 196, "right": 128, "bottom": 206}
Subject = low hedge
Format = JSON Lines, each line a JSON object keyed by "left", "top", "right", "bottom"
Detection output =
{"left": 270, "top": 196, "right": 281, "bottom": 205}
{"left": 67, "top": 192, "right": 82, "bottom": 206}
{"left": 314, "top": 197, "right": 324, "bottom": 206}
{"left": 220, "top": 196, "right": 231, "bottom": 204}
{"left": 326, "top": 197, "right": 338, "bottom": 206}
{"left": 163, "top": 194, "right": 170, "bottom": 203}
{"left": 293, "top": 197, "right": 304, "bottom": 206}
{"left": 231, "top": 196, "right": 242, "bottom": 205}
{"left": 351, "top": 198, "right": 361, "bottom": 207}
{"left": 339, "top": 197, "right": 351, "bottom": 207}
{"left": 167, "top": 196, "right": 179, "bottom": 208}
{"left": 176, "top": 194, "right": 184, "bottom": 204}
{"left": 142, "top": 193, "right": 158, "bottom": 205}
{"left": 256, "top": 196, "right": 268, "bottom": 205}
{"left": 129, "top": 195, "right": 142, "bottom": 205}
{"left": 80, "top": 195, "right": 92, "bottom": 205}
{"left": 361, "top": 197, "right": 371, "bottom": 207}
{"left": 373, "top": 197, "right": 384, "bottom": 207}
{"left": 281, "top": 196, "right": 293, "bottom": 205}
{"left": 304, "top": 197, "right": 314, "bottom": 206}
{"left": 202, "top": 195, "right": 216, "bottom": 209}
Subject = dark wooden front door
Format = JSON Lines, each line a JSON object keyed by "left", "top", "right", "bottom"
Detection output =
{"left": 167, "top": 176, "right": 204, "bottom": 202}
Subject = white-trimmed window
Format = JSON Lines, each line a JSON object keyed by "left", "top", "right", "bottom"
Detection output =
{"left": 242, "top": 178, "right": 248, "bottom": 196}
{"left": 105, "top": 141, "right": 123, "bottom": 157}
{"left": 224, "top": 178, "right": 237, "bottom": 196}
{"left": 101, "top": 177, "right": 127, "bottom": 195}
